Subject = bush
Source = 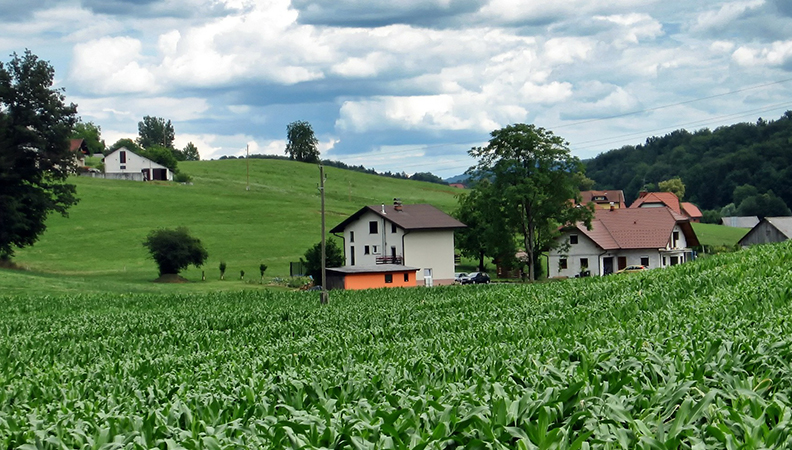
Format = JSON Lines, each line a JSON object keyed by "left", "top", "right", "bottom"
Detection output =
{"left": 142, "top": 227, "right": 208, "bottom": 276}
{"left": 174, "top": 172, "right": 192, "bottom": 183}
{"left": 300, "top": 238, "right": 344, "bottom": 282}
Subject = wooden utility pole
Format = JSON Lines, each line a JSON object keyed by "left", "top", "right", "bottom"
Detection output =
{"left": 319, "top": 164, "right": 329, "bottom": 304}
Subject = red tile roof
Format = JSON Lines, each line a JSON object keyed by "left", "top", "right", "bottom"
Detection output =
{"left": 680, "top": 202, "right": 702, "bottom": 219}
{"left": 630, "top": 192, "right": 682, "bottom": 214}
{"left": 330, "top": 204, "right": 465, "bottom": 233}
{"left": 575, "top": 207, "right": 698, "bottom": 250}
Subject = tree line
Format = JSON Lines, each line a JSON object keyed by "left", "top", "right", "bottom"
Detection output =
{"left": 585, "top": 112, "right": 792, "bottom": 220}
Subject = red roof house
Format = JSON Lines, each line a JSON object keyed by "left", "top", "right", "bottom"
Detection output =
{"left": 548, "top": 207, "right": 699, "bottom": 277}
{"left": 630, "top": 192, "right": 703, "bottom": 222}
{"left": 579, "top": 190, "right": 627, "bottom": 209}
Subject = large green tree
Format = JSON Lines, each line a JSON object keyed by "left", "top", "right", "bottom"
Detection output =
{"left": 71, "top": 121, "right": 105, "bottom": 155}
{"left": 300, "top": 237, "right": 344, "bottom": 284}
{"left": 137, "top": 116, "right": 175, "bottom": 149}
{"left": 0, "top": 50, "right": 79, "bottom": 259}
{"left": 107, "top": 138, "right": 143, "bottom": 155}
{"left": 142, "top": 227, "right": 208, "bottom": 276}
{"left": 469, "top": 124, "right": 593, "bottom": 281}
{"left": 285, "top": 120, "right": 320, "bottom": 163}
{"left": 182, "top": 142, "right": 200, "bottom": 161}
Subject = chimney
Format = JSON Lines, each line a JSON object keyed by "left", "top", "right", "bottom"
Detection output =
{"left": 381, "top": 203, "right": 386, "bottom": 214}
{"left": 393, "top": 198, "right": 403, "bottom": 212}
{"left": 609, "top": 201, "right": 615, "bottom": 211}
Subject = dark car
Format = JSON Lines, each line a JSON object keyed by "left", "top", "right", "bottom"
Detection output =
{"left": 462, "top": 272, "right": 491, "bottom": 284}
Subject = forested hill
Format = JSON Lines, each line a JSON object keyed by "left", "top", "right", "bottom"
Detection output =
{"left": 584, "top": 111, "right": 792, "bottom": 216}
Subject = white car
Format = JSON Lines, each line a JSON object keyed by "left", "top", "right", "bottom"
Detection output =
{"left": 454, "top": 272, "right": 468, "bottom": 283}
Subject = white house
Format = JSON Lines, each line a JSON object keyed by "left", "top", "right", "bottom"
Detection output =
{"left": 330, "top": 201, "right": 465, "bottom": 286}
{"left": 548, "top": 206, "right": 699, "bottom": 277}
{"left": 103, "top": 147, "right": 173, "bottom": 181}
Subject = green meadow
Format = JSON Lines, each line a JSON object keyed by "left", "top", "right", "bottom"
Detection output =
{"left": 3, "top": 159, "right": 461, "bottom": 294}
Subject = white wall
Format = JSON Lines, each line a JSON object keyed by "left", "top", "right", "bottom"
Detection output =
{"left": 404, "top": 229, "right": 456, "bottom": 285}
{"left": 548, "top": 232, "right": 603, "bottom": 278}
{"left": 342, "top": 210, "right": 404, "bottom": 267}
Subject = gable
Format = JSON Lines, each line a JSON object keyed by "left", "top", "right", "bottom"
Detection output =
{"left": 330, "top": 204, "right": 464, "bottom": 233}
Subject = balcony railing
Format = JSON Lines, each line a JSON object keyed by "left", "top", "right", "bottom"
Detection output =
{"left": 376, "top": 255, "right": 404, "bottom": 265}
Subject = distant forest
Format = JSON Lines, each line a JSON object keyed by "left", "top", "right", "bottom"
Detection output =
{"left": 585, "top": 111, "right": 792, "bottom": 218}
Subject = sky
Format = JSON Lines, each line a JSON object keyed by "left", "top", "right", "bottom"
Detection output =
{"left": 2, "top": 0, "right": 791, "bottom": 179}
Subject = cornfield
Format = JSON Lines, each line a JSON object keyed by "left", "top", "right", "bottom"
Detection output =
{"left": 2, "top": 242, "right": 792, "bottom": 448}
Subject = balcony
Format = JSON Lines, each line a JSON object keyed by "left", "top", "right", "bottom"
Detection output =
{"left": 376, "top": 255, "right": 404, "bottom": 265}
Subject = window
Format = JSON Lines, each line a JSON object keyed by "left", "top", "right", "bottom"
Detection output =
{"left": 672, "top": 231, "right": 679, "bottom": 247}
{"left": 404, "top": 273, "right": 409, "bottom": 282}
{"left": 372, "top": 245, "right": 379, "bottom": 254}
{"left": 570, "top": 235, "right": 578, "bottom": 245}
{"left": 385, "top": 274, "right": 393, "bottom": 283}
{"left": 369, "top": 221, "right": 378, "bottom": 234}
{"left": 120, "top": 165, "right": 126, "bottom": 170}
{"left": 641, "top": 257, "right": 649, "bottom": 267}
{"left": 120, "top": 151, "right": 126, "bottom": 163}
{"left": 350, "top": 246, "right": 355, "bottom": 266}
{"left": 580, "top": 258, "right": 588, "bottom": 269}
{"left": 350, "top": 231, "right": 355, "bottom": 243}
{"left": 663, "top": 257, "right": 667, "bottom": 266}
{"left": 364, "top": 245, "right": 370, "bottom": 255}
{"left": 670, "top": 256, "right": 679, "bottom": 266}
{"left": 391, "top": 223, "right": 397, "bottom": 233}
{"left": 559, "top": 259, "right": 568, "bottom": 269}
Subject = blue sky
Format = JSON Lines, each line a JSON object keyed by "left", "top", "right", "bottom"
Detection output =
{"left": 2, "top": 0, "right": 791, "bottom": 178}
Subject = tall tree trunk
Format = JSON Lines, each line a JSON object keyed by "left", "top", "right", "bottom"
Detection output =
{"left": 478, "top": 251, "right": 485, "bottom": 272}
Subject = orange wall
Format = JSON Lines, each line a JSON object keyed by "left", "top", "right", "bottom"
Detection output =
{"left": 344, "top": 271, "right": 416, "bottom": 290}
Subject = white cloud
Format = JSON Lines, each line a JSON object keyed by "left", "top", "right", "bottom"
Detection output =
{"left": 70, "top": 37, "right": 158, "bottom": 94}
{"left": 690, "top": 0, "right": 765, "bottom": 33}
{"left": 732, "top": 40, "right": 792, "bottom": 67}
{"left": 72, "top": 96, "right": 210, "bottom": 123}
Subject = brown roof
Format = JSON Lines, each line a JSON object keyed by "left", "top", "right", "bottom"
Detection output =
{"left": 579, "top": 190, "right": 626, "bottom": 208}
{"left": 680, "top": 202, "right": 702, "bottom": 219}
{"left": 574, "top": 207, "right": 699, "bottom": 250}
{"left": 630, "top": 192, "right": 682, "bottom": 214}
{"left": 330, "top": 204, "right": 465, "bottom": 233}
{"left": 70, "top": 138, "right": 89, "bottom": 154}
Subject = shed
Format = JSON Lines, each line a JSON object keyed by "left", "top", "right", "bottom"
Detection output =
{"left": 737, "top": 217, "right": 792, "bottom": 247}
{"left": 325, "top": 265, "right": 420, "bottom": 290}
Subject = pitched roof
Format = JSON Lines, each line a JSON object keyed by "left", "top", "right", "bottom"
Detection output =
{"left": 630, "top": 192, "right": 682, "bottom": 214}
{"left": 70, "top": 138, "right": 89, "bottom": 154}
{"left": 680, "top": 202, "right": 703, "bottom": 219}
{"left": 766, "top": 217, "right": 792, "bottom": 238}
{"left": 579, "top": 190, "right": 626, "bottom": 208}
{"left": 720, "top": 216, "right": 760, "bottom": 228}
{"left": 574, "top": 207, "right": 699, "bottom": 250}
{"left": 330, "top": 204, "right": 465, "bottom": 233}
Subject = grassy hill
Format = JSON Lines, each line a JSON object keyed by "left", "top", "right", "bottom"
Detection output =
{"left": 2, "top": 159, "right": 462, "bottom": 294}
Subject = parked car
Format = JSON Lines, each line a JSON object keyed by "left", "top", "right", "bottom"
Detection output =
{"left": 615, "top": 265, "right": 647, "bottom": 274}
{"left": 462, "top": 272, "right": 491, "bottom": 284}
{"left": 454, "top": 272, "right": 468, "bottom": 284}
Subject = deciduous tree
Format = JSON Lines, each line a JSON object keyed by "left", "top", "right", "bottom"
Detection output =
{"left": 107, "top": 138, "right": 143, "bottom": 155}
{"left": 285, "top": 120, "right": 320, "bottom": 163}
{"left": 659, "top": 177, "right": 685, "bottom": 200}
{"left": 71, "top": 121, "right": 105, "bottom": 155}
{"left": 182, "top": 142, "right": 200, "bottom": 161}
{"left": 468, "top": 124, "right": 593, "bottom": 281}
{"left": 0, "top": 50, "right": 79, "bottom": 259}
{"left": 301, "top": 238, "right": 344, "bottom": 284}
{"left": 142, "top": 227, "right": 208, "bottom": 276}
{"left": 137, "top": 116, "right": 175, "bottom": 149}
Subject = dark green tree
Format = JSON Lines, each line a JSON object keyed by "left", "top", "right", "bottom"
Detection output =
{"left": 285, "top": 120, "right": 320, "bottom": 163}
{"left": 137, "top": 116, "right": 175, "bottom": 149}
{"left": 141, "top": 145, "right": 179, "bottom": 172}
{"left": 142, "top": 227, "right": 208, "bottom": 276}
{"left": 0, "top": 50, "right": 79, "bottom": 260}
{"left": 410, "top": 172, "right": 447, "bottom": 184}
{"left": 71, "top": 121, "right": 105, "bottom": 155}
{"left": 300, "top": 237, "right": 344, "bottom": 283}
{"left": 469, "top": 124, "right": 593, "bottom": 281}
{"left": 182, "top": 142, "right": 200, "bottom": 161}
{"left": 454, "top": 179, "right": 516, "bottom": 272}
{"left": 736, "top": 190, "right": 791, "bottom": 218}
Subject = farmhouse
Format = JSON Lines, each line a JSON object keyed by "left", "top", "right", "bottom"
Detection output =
{"left": 579, "top": 190, "right": 626, "bottom": 209}
{"left": 70, "top": 139, "right": 90, "bottom": 167}
{"left": 737, "top": 217, "right": 792, "bottom": 247}
{"left": 329, "top": 200, "right": 465, "bottom": 288}
{"left": 549, "top": 206, "right": 699, "bottom": 277}
{"left": 102, "top": 147, "right": 173, "bottom": 181}
{"left": 629, "top": 191, "right": 703, "bottom": 222}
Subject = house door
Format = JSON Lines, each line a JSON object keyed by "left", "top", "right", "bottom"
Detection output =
{"left": 603, "top": 257, "right": 614, "bottom": 275}
{"left": 617, "top": 257, "right": 627, "bottom": 271}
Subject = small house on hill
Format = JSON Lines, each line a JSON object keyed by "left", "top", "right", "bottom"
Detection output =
{"left": 580, "top": 190, "right": 626, "bottom": 209}
{"left": 70, "top": 139, "right": 90, "bottom": 167}
{"left": 738, "top": 217, "right": 792, "bottom": 247}
{"left": 329, "top": 200, "right": 465, "bottom": 288}
{"left": 103, "top": 147, "right": 173, "bottom": 181}
{"left": 548, "top": 207, "right": 699, "bottom": 277}
{"left": 630, "top": 192, "right": 703, "bottom": 222}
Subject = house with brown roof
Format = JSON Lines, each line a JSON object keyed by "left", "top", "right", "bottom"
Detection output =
{"left": 70, "top": 139, "right": 90, "bottom": 167}
{"left": 630, "top": 191, "right": 703, "bottom": 222}
{"left": 580, "top": 190, "right": 627, "bottom": 209}
{"left": 329, "top": 200, "right": 465, "bottom": 288}
{"left": 548, "top": 207, "right": 699, "bottom": 277}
